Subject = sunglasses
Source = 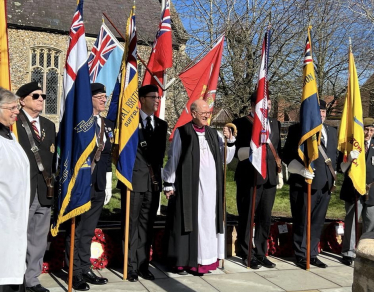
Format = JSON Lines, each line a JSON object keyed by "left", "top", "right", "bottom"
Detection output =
{"left": 29, "top": 93, "right": 47, "bottom": 100}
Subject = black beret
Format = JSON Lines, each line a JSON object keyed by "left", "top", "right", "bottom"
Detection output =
{"left": 319, "top": 99, "right": 327, "bottom": 110}
{"left": 139, "top": 84, "right": 158, "bottom": 97}
{"left": 16, "top": 82, "right": 41, "bottom": 98}
{"left": 364, "top": 118, "right": 374, "bottom": 128}
{"left": 91, "top": 83, "right": 106, "bottom": 95}
{"left": 249, "top": 90, "right": 271, "bottom": 103}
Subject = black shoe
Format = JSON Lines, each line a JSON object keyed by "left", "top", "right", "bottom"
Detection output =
{"left": 127, "top": 270, "right": 138, "bottom": 282}
{"left": 138, "top": 269, "right": 155, "bottom": 280}
{"left": 242, "top": 257, "right": 262, "bottom": 269}
{"left": 26, "top": 285, "right": 50, "bottom": 292}
{"left": 82, "top": 269, "right": 108, "bottom": 285}
{"left": 256, "top": 256, "right": 276, "bottom": 268}
{"left": 311, "top": 257, "right": 328, "bottom": 268}
{"left": 72, "top": 276, "right": 90, "bottom": 291}
{"left": 295, "top": 257, "right": 307, "bottom": 270}
{"left": 341, "top": 256, "right": 353, "bottom": 266}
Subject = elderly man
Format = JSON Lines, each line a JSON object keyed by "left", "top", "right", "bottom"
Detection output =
{"left": 65, "top": 83, "right": 114, "bottom": 291}
{"left": 232, "top": 91, "right": 282, "bottom": 269}
{"left": 14, "top": 82, "right": 55, "bottom": 292}
{"left": 120, "top": 85, "right": 168, "bottom": 282}
{"left": 0, "top": 88, "right": 30, "bottom": 292}
{"left": 340, "top": 118, "right": 374, "bottom": 266}
{"left": 283, "top": 100, "right": 337, "bottom": 269}
{"left": 163, "top": 99, "right": 235, "bottom": 275}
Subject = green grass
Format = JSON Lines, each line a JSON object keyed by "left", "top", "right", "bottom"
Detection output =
{"left": 104, "top": 160, "right": 347, "bottom": 220}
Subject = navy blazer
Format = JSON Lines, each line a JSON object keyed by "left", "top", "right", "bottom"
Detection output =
{"left": 283, "top": 123, "right": 337, "bottom": 191}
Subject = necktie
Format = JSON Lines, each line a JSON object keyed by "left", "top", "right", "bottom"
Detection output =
{"left": 366, "top": 141, "right": 369, "bottom": 153}
{"left": 31, "top": 120, "right": 40, "bottom": 140}
{"left": 321, "top": 133, "right": 325, "bottom": 147}
{"left": 94, "top": 116, "right": 100, "bottom": 137}
{"left": 145, "top": 116, "right": 153, "bottom": 137}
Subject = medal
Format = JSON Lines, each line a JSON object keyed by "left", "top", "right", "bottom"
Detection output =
{"left": 50, "top": 143, "right": 55, "bottom": 153}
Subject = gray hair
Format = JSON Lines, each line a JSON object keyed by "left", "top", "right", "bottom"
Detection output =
{"left": 190, "top": 101, "right": 198, "bottom": 113}
{"left": 0, "top": 87, "right": 19, "bottom": 108}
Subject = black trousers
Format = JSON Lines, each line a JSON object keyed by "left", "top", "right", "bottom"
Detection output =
{"left": 236, "top": 179, "right": 276, "bottom": 258}
{"left": 290, "top": 185, "right": 331, "bottom": 258}
{"left": 65, "top": 188, "right": 105, "bottom": 276}
{"left": 121, "top": 190, "right": 160, "bottom": 273}
{"left": 0, "top": 284, "right": 25, "bottom": 292}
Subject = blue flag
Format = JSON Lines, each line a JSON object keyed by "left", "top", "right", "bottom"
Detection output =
{"left": 51, "top": 0, "right": 96, "bottom": 236}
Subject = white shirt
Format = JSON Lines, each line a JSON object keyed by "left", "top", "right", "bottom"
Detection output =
{"left": 322, "top": 125, "right": 328, "bottom": 146}
{"left": 140, "top": 109, "right": 155, "bottom": 129}
{"left": 94, "top": 114, "right": 107, "bottom": 144}
{"left": 23, "top": 109, "right": 40, "bottom": 133}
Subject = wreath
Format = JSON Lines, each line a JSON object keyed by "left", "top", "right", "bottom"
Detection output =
{"left": 322, "top": 221, "right": 344, "bottom": 254}
{"left": 268, "top": 222, "right": 294, "bottom": 257}
{"left": 42, "top": 233, "right": 65, "bottom": 273}
{"left": 90, "top": 228, "right": 114, "bottom": 270}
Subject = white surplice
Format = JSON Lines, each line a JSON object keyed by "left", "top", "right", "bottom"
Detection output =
{"left": 0, "top": 134, "right": 30, "bottom": 285}
{"left": 163, "top": 129, "right": 235, "bottom": 265}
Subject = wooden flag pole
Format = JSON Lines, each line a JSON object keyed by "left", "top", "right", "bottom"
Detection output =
{"left": 306, "top": 183, "right": 311, "bottom": 271}
{"left": 123, "top": 188, "right": 131, "bottom": 280}
{"left": 247, "top": 175, "right": 257, "bottom": 268}
{"left": 68, "top": 217, "right": 76, "bottom": 292}
{"left": 354, "top": 195, "right": 359, "bottom": 246}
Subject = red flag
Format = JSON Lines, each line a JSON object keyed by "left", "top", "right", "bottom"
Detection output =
{"left": 170, "top": 36, "right": 225, "bottom": 140}
{"left": 249, "top": 30, "right": 271, "bottom": 179}
{"left": 142, "top": 0, "right": 172, "bottom": 117}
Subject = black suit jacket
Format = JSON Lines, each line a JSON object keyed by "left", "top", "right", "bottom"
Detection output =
{"left": 90, "top": 117, "right": 114, "bottom": 191}
{"left": 131, "top": 116, "right": 168, "bottom": 192}
{"left": 232, "top": 116, "right": 281, "bottom": 186}
{"left": 283, "top": 123, "right": 337, "bottom": 191}
{"left": 16, "top": 109, "right": 56, "bottom": 207}
{"left": 340, "top": 138, "right": 374, "bottom": 206}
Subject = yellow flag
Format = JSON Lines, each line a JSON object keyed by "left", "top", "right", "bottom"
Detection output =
{"left": 0, "top": 0, "right": 11, "bottom": 89}
{"left": 337, "top": 47, "right": 366, "bottom": 195}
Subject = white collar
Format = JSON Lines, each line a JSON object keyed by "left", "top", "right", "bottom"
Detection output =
{"left": 22, "top": 109, "right": 40, "bottom": 124}
{"left": 140, "top": 109, "right": 154, "bottom": 121}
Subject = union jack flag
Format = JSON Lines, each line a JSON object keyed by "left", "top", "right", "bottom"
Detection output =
{"left": 304, "top": 38, "right": 313, "bottom": 66}
{"left": 88, "top": 24, "right": 118, "bottom": 82}
{"left": 152, "top": 0, "right": 171, "bottom": 53}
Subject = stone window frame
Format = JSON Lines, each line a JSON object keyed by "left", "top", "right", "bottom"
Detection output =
{"left": 29, "top": 46, "right": 62, "bottom": 118}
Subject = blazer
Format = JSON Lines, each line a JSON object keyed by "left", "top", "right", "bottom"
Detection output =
{"left": 131, "top": 116, "right": 168, "bottom": 193}
{"left": 340, "top": 138, "right": 374, "bottom": 206}
{"left": 232, "top": 116, "right": 281, "bottom": 186}
{"left": 90, "top": 117, "right": 114, "bottom": 192}
{"left": 16, "top": 109, "right": 56, "bottom": 207}
{"left": 283, "top": 123, "right": 337, "bottom": 191}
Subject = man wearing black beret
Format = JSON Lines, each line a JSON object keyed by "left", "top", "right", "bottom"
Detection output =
{"left": 119, "top": 84, "right": 167, "bottom": 282}
{"left": 64, "top": 83, "right": 114, "bottom": 291}
{"left": 15, "top": 81, "right": 56, "bottom": 292}
{"left": 232, "top": 90, "right": 282, "bottom": 269}
{"left": 283, "top": 99, "right": 337, "bottom": 269}
{"left": 340, "top": 118, "right": 374, "bottom": 266}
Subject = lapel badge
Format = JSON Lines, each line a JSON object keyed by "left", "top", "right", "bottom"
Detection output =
{"left": 50, "top": 143, "right": 55, "bottom": 153}
{"left": 41, "top": 128, "right": 46, "bottom": 141}
{"left": 107, "top": 127, "right": 114, "bottom": 143}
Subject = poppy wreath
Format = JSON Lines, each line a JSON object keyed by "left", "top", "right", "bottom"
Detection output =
{"left": 323, "top": 221, "right": 344, "bottom": 254}
{"left": 90, "top": 228, "right": 113, "bottom": 270}
{"left": 268, "top": 222, "right": 294, "bottom": 257}
{"left": 152, "top": 229, "right": 165, "bottom": 260}
{"left": 42, "top": 233, "right": 65, "bottom": 273}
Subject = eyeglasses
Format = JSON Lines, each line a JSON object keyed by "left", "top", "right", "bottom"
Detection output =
{"left": 195, "top": 111, "right": 212, "bottom": 117}
{"left": 29, "top": 93, "right": 47, "bottom": 100}
{"left": 1, "top": 104, "right": 21, "bottom": 112}
{"left": 93, "top": 94, "right": 107, "bottom": 101}
{"left": 145, "top": 95, "right": 161, "bottom": 100}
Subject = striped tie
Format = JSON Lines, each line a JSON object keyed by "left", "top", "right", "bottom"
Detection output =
{"left": 31, "top": 121, "right": 40, "bottom": 140}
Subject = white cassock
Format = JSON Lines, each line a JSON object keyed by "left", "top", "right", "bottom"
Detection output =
{"left": 163, "top": 129, "right": 235, "bottom": 265}
{"left": 0, "top": 133, "right": 30, "bottom": 285}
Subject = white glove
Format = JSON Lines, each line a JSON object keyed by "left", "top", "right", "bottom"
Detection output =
{"left": 276, "top": 171, "right": 284, "bottom": 189}
{"left": 104, "top": 172, "right": 113, "bottom": 205}
{"left": 288, "top": 159, "right": 315, "bottom": 179}
{"left": 238, "top": 147, "right": 250, "bottom": 161}
{"left": 340, "top": 150, "right": 360, "bottom": 173}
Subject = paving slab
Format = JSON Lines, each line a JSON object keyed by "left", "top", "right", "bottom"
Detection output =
{"left": 141, "top": 276, "right": 218, "bottom": 292}
{"left": 256, "top": 269, "right": 339, "bottom": 291}
{"left": 319, "top": 287, "right": 352, "bottom": 292}
{"left": 310, "top": 266, "right": 354, "bottom": 288}
{"left": 223, "top": 256, "right": 276, "bottom": 273}
{"left": 202, "top": 272, "right": 285, "bottom": 292}
{"left": 88, "top": 281, "right": 147, "bottom": 291}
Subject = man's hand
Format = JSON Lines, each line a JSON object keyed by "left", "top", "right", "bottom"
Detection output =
{"left": 276, "top": 171, "right": 284, "bottom": 189}
{"left": 223, "top": 126, "right": 233, "bottom": 140}
{"left": 288, "top": 159, "right": 315, "bottom": 179}
{"left": 164, "top": 190, "right": 175, "bottom": 200}
{"left": 349, "top": 150, "right": 360, "bottom": 162}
